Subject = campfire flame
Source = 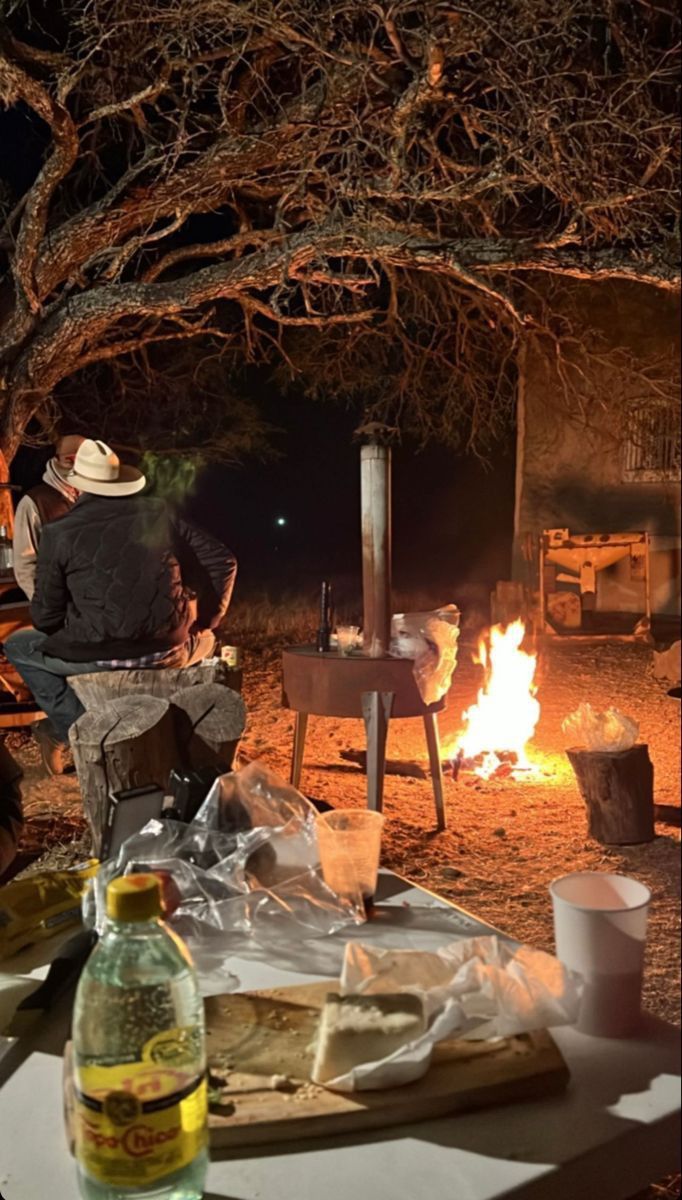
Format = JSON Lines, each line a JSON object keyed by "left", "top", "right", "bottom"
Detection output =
{"left": 455, "top": 620, "right": 540, "bottom": 779}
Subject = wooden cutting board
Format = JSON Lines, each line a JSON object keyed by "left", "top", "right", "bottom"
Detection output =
{"left": 206, "top": 981, "right": 569, "bottom": 1148}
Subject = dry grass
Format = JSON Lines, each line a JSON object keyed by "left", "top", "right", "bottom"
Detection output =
{"left": 223, "top": 582, "right": 491, "bottom": 647}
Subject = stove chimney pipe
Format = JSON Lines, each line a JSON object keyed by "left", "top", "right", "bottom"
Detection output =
{"left": 360, "top": 441, "right": 392, "bottom": 658}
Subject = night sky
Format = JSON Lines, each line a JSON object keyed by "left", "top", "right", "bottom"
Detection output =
{"left": 11, "top": 396, "right": 516, "bottom": 608}
{"left": 168, "top": 398, "right": 516, "bottom": 604}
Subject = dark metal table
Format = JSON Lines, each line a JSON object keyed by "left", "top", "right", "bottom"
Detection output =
{"left": 281, "top": 645, "right": 447, "bottom": 829}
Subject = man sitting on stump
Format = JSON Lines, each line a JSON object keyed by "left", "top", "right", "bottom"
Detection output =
{"left": 5, "top": 439, "right": 237, "bottom": 774}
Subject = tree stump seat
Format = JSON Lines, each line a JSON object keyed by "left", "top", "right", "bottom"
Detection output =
{"left": 68, "top": 661, "right": 246, "bottom": 854}
{"left": 67, "top": 659, "right": 242, "bottom": 708}
{"left": 566, "top": 743, "right": 655, "bottom": 845}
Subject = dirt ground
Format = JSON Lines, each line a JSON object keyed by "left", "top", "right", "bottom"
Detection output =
{"left": 5, "top": 631, "right": 681, "bottom": 1200}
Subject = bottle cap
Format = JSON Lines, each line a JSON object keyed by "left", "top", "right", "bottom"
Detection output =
{"left": 107, "top": 874, "right": 162, "bottom": 922}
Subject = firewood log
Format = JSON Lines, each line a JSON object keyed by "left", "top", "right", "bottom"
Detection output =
{"left": 171, "top": 682, "right": 246, "bottom": 771}
{"left": 69, "top": 695, "right": 178, "bottom": 855}
{"left": 67, "top": 660, "right": 242, "bottom": 708}
{"left": 566, "top": 744, "right": 654, "bottom": 845}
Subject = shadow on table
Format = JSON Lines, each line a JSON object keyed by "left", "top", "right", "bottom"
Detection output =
{"left": 211, "top": 1014, "right": 681, "bottom": 1188}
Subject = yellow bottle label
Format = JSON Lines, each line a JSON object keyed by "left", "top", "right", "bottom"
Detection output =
{"left": 74, "top": 1026, "right": 207, "bottom": 1187}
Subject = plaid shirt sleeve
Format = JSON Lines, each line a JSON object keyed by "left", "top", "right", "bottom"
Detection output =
{"left": 95, "top": 647, "right": 179, "bottom": 670}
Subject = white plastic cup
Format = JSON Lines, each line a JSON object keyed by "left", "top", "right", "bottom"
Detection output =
{"left": 550, "top": 871, "right": 651, "bottom": 1037}
{"left": 336, "top": 625, "right": 360, "bottom": 656}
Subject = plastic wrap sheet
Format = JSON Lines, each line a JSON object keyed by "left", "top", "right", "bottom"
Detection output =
{"left": 84, "top": 763, "right": 366, "bottom": 984}
{"left": 318, "top": 935, "right": 581, "bottom": 1092}
{"left": 562, "top": 702, "right": 639, "bottom": 752}
{"left": 390, "top": 605, "right": 460, "bottom": 705}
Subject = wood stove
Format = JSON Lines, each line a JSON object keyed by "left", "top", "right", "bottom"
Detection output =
{"left": 281, "top": 434, "right": 447, "bottom": 829}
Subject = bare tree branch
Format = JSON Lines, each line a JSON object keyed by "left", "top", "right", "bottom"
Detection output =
{"left": 0, "top": 50, "right": 79, "bottom": 311}
{"left": 0, "top": 0, "right": 678, "bottom": 461}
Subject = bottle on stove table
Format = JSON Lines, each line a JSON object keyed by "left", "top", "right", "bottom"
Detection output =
{"left": 0, "top": 524, "right": 13, "bottom": 572}
{"left": 72, "top": 874, "right": 208, "bottom": 1200}
{"left": 316, "top": 579, "right": 333, "bottom": 653}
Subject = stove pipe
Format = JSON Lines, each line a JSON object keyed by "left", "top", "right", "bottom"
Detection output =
{"left": 360, "top": 442, "right": 392, "bottom": 658}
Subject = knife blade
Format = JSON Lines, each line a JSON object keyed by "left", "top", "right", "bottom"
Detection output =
{"left": 1, "top": 927, "right": 97, "bottom": 1039}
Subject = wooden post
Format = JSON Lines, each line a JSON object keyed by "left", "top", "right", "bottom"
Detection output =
{"left": 70, "top": 695, "right": 180, "bottom": 855}
{"left": 643, "top": 531, "right": 652, "bottom": 621}
{"left": 566, "top": 744, "right": 655, "bottom": 845}
{"left": 361, "top": 443, "right": 392, "bottom": 658}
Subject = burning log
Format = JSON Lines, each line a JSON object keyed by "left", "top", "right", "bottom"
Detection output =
{"left": 566, "top": 744, "right": 654, "bottom": 845}
{"left": 450, "top": 749, "right": 524, "bottom": 782}
{"left": 450, "top": 621, "right": 540, "bottom": 779}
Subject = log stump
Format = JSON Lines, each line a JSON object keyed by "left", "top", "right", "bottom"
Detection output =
{"left": 67, "top": 660, "right": 242, "bottom": 708}
{"left": 566, "top": 744, "right": 655, "bottom": 845}
{"left": 70, "top": 695, "right": 179, "bottom": 855}
{"left": 69, "top": 672, "right": 248, "bottom": 853}
{"left": 171, "top": 682, "right": 247, "bottom": 771}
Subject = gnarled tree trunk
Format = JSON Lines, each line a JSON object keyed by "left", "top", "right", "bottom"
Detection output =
{"left": 0, "top": 449, "right": 15, "bottom": 536}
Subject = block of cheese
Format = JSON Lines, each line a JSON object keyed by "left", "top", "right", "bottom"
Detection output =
{"left": 311, "top": 992, "right": 426, "bottom": 1086}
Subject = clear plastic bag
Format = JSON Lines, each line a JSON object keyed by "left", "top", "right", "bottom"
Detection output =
{"left": 84, "top": 763, "right": 365, "bottom": 982}
{"left": 390, "top": 605, "right": 460, "bottom": 705}
{"left": 562, "top": 702, "right": 639, "bottom": 752}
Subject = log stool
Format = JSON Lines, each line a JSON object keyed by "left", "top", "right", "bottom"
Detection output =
{"left": 68, "top": 662, "right": 246, "bottom": 854}
{"left": 282, "top": 646, "right": 447, "bottom": 831}
{"left": 566, "top": 743, "right": 655, "bottom": 845}
{"left": 67, "top": 659, "right": 242, "bottom": 708}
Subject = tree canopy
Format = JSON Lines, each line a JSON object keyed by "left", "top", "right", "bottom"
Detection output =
{"left": 0, "top": 0, "right": 679, "bottom": 471}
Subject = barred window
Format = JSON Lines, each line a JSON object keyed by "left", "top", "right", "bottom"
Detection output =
{"left": 622, "top": 407, "right": 681, "bottom": 483}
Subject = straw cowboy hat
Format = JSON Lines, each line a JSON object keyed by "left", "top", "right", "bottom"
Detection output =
{"left": 68, "top": 439, "right": 146, "bottom": 496}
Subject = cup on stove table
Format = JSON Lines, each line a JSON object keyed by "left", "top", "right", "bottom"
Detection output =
{"left": 316, "top": 809, "right": 384, "bottom": 915}
{"left": 335, "top": 625, "right": 361, "bottom": 655}
{"left": 550, "top": 870, "right": 651, "bottom": 1037}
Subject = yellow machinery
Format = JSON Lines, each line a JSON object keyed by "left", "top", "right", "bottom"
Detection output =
{"left": 539, "top": 528, "right": 651, "bottom": 634}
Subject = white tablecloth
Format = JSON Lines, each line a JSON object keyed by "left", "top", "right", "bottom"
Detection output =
{"left": 0, "top": 873, "right": 679, "bottom": 1200}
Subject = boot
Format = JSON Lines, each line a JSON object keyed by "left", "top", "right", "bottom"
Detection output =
{"left": 33, "top": 719, "right": 73, "bottom": 777}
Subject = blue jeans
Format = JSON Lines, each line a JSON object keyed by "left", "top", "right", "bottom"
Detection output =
{"left": 3, "top": 629, "right": 216, "bottom": 744}
{"left": 4, "top": 630, "right": 100, "bottom": 742}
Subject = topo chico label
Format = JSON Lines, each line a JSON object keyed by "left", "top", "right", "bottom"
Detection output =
{"left": 74, "top": 1026, "right": 207, "bottom": 1187}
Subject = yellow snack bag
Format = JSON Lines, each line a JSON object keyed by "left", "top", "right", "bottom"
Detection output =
{"left": 0, "top": 860, "right": 99, "bottom": 960}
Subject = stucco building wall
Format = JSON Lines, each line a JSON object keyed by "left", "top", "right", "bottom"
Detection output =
{"left": 513, "top": 282, "right": 680, "bottom": 615}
